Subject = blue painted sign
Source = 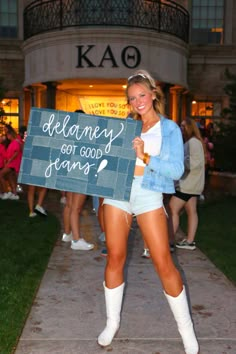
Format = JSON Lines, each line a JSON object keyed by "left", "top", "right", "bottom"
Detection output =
{"left": 18, "top": 108, "right": 142, "bottom": 201}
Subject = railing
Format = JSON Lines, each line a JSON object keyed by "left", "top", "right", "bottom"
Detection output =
{"left": 24, "top": 0, "right": 189, "bottom": 43}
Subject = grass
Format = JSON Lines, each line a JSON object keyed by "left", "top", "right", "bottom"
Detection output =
{"left": 180, "top": 196, "right": 236, "bottom": 284}
{"left": 0, "top": 199, "right": 61, "bottom": 354}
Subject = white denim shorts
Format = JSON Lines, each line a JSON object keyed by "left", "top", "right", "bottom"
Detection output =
{"left": 103, "top": 176, "right": 163, "bottom": 216}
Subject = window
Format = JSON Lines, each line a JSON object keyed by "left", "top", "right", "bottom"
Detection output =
{"left": 191, "top": 0, "right": 224, "bottom": 44}
{"left": 191, "top": 100, "right": 221, "bottom": 118}
{"left": 0, "top": 0, "right": 18, "bottom": 38}
{"left": 0, "top": 98, "right": 19, "bottom": 132}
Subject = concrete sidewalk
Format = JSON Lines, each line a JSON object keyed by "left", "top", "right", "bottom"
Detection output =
{"left": 15, "top": 195, "right": 236, "bottom": 354}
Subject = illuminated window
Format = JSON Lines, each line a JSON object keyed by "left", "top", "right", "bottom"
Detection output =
{"left": 0, "top": 98, "right": 19, "bottom": 131}
{"left": 191, "top": 100, "right": 221, "bottom": 117}
{"left": 191, "top": 0, "right": 224, "bottom": 44}
{"left": 0, "top": 0, "right": 18, "bottom": 38}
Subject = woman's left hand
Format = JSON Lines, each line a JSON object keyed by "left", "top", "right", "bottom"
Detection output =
{"left": 132, "top": 137, "right": 144, "bottom": 159}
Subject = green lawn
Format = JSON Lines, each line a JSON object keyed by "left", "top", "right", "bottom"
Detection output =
{"left": 180, "top": 196, "right": 236, "bottom": 284}
{"left": 0, "top": 199, "right": 60, "bottom": 354}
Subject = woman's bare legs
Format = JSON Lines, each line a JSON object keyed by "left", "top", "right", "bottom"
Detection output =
{"left": 63, "top": 192, "right": 72, "bottom": 235}
{"left": 137, "top": 207, "right": 182, "bottom": 296}
{"left": 169, "top": 195, "right": 198, "bottom": 245}
{"left": 28, "top": 186, "right": 47, "bottom": 215}
{"left": 37, "top": 187, "right": 47, "bottom": 207}
{"left": 98, "top": 204, "right": 132, "bottom": 346}
{"left": 0, "top": 173, "right": 7, "bottom": 194}
{"left": 138, "top": 207, "right": 199, "bottom": 353}
{"left": 62, "top": 192, "right": 94, "bottom": 249}
{"left": 99, "top": 205, "right": 198, "bottom": 352}
{"left": 70, "top": 193, "right": 87, "bottom": 241}
{"left": 104, "top": 204, "right": 132, "bottom": 288}
{"left": 98, "top": 197, "right": 105, "bottom": 233}
{"left": 7, "top": 169, "right": 17, "bottom": 195}
{"left": 103, "top": 204, "right": 182, "bottom": 293}
{"left": 169, "top": 196, "right": 186, "bottom": 238}
{"left": 0, "top": 168, "right": 12, "bottom": 194}
{"left": 184, "top": 197, "right": 198, "bottom": 243}
{"left": 28, "top": 185, "right": 36, "bottom": 214}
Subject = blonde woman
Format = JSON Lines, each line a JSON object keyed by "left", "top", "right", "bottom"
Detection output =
{"left": 98, "top": 70, "right": 199, "bottom": 354}
{"left": 169, "top": 117, "right": 205, "bottom": 250}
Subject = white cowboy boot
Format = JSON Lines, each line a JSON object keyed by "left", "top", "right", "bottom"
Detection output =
{"left": 164, "top": 286, "right": 199, "bottom": 354}
{"left": 98, "top": 281, "right": 125, "bottom": 347}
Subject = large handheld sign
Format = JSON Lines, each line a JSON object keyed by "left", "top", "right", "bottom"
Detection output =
{"left": 18, "top": 108, "right": 142, "bottom": 201}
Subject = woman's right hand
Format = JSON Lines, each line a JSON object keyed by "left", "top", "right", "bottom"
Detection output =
{"left": 132, "top": 137, "right": 145, "bottom": 160}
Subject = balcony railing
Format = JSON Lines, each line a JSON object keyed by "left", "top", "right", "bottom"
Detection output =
{"left": 24, "top": 0, "right": 189, "bottom": 43}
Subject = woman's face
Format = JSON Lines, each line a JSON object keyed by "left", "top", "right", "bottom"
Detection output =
{"left": 128, "top": 83, "right": 154, "bottom": 116}
{"left": 6, "top": 131, "right": 13, "bottom": 140}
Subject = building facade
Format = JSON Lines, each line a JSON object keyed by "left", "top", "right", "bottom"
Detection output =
{"left": 0, "top": 0, "right": 235, "bottom": 132}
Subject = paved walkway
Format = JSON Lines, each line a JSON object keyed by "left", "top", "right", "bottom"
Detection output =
{"left": 15, "top": 192, "right": 236, "bottom": 354}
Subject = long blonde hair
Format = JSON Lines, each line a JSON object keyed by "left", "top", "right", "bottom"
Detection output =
{"left": 182, "top": 117, "right": 207, "bottom": 161}
{"left": 182, "top": 117, "right": 202, "bottom": 141}
{"left": 125, "top": 69, "right": 165, "bottom": 120}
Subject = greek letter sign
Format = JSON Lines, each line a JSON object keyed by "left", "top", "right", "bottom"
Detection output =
{"left": 18, "top": 108, "right": 142, "bottom": 201}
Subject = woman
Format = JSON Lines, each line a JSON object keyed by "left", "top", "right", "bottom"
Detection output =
{"left": 0, "top": 133, "right": 7, "bottom": 197}
{"left": 169, "top": 118, "right": 205, "bottom": 250}
{"left": 98, "top": 70, "right": 199, "bottom": 354}
{"left": 0, "top": 127, "right": 22, "bottom": 200}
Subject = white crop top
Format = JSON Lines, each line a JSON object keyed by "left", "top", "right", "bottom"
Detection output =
{"left": 136, "top": 121, "right": 162, "bottom": 167}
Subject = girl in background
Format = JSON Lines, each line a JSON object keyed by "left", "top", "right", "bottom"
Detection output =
{"left": 169, "top": 118, "right": 205, "bottom": 250}
{"left": 0, "top": 134, "right": 7, "bottom": 197}
{"left": 0, "top": 127, "right": 22, "bottom": 200}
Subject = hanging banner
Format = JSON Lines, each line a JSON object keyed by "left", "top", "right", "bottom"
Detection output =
{"left": 79, "top": 96, "right": 130, "bottom": 118}
{"left": 18, "top": 108, "right": 142, "bottom": 201}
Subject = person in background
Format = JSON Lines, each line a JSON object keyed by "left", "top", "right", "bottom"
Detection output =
{"left": 199, "top": 126, "right": 215, "bottom": 200}
{"left": 169, "top": 117, "right": 205, "bottom": 251}
{"left": 18, "top": 125, "right": 27, "bottom": 145}
{"left": 97, "top": 198, "right": 107, "bottom": 257}
{"left": 16, "top": 125, "right": 27, "bottom": 194}
{"left": 61, "top": 191, "right": 72, "bottom": 240}
{"left": 0, "top": 133, "right": 8, "bottom": 198}
{"left": 0, "top": 126, "right": 22, "bottom": 200}
{"left": 28, "top": 185, "right": 48, "bottom": 217}
{"left": 61, "top": 109, "right": 94, "bottom": 251}
{"left": 93, "top": 196, "right": 106, "bottom": 242}
{"left": 16, "top": 126, "right": 48, "bottom": 217}
{"left": 197, "top": 118, "right": 205, "bottom": 136}
{"left": 97, "top": 70, "right": 199, "bottom": 354}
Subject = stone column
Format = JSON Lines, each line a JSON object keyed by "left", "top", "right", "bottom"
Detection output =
{"left": 43, "top": 81, "right": 58, "bottom": 109}
{"left": 170, "top": 86, "right": 185, "bottom": 124}
{"left": 162, "top": 83, "right": 172, "bottom": 117}
{"left": 185, "top": 93, "right": 193, "bottom": 118}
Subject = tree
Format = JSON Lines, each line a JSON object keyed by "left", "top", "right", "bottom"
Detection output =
{"left": 213, "top": 69, "right": 236, "bottom": 172}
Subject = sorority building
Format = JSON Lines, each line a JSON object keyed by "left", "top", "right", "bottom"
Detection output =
{"left": 0, "top": 0, "right": 235, "bottom": 131}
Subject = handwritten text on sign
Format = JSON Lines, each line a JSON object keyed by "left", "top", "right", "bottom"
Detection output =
{"left": 18, "top": 108, "right": 142, "bottom": 201}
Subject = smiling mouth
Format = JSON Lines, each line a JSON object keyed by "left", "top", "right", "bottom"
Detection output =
{"left": 137, "top": 105, "right": 145, "bottom": 110}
